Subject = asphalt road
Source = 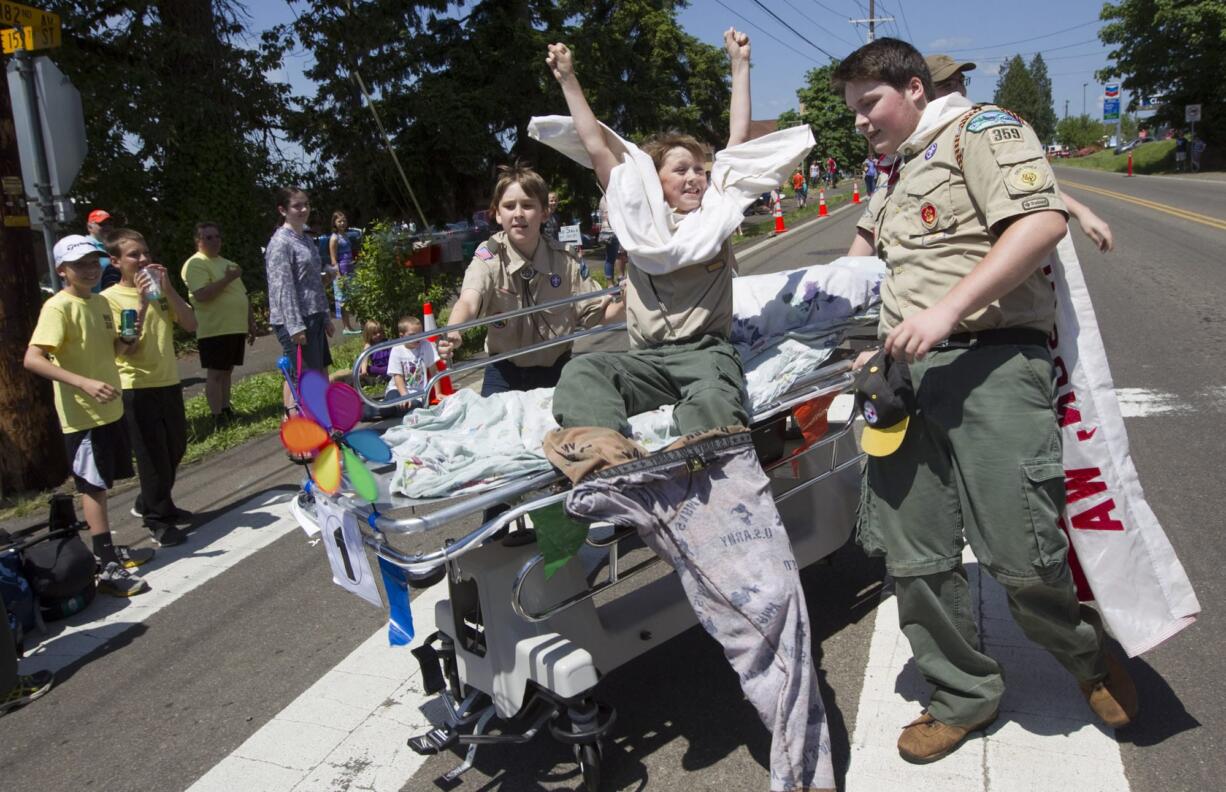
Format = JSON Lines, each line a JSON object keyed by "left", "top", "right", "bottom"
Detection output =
{"left": 2, "top": 172, "right": 1224, "bottom": 792}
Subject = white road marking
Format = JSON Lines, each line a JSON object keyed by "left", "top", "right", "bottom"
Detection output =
{"left": 187, "top": 580, "right": 448, "bottom": 792}
{"left": 22, "top": 492, "right": 300, "bottom": 675}
{"left": 844, "top": 547, "right": 1130, "bottom": 792}
{"left": 1114, "top": 387, "right": 1195, "bottom": 417}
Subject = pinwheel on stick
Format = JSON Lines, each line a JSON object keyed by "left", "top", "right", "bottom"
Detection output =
{"left": 279, "top": 368, "right": 392, "bottom": 502}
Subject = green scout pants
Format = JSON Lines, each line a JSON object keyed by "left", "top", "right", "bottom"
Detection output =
{"left": 857, "top": 342, "right": 1107, "bottom": 726}
{"left": 552, "top": 334, "right": 747, "bottom": 436}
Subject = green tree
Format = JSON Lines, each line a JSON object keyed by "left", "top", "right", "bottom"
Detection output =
{"left": 776, "top": 109, "right": 802, "bottom": 129}
{"left": 1027, "top": 53, "right": 1059, "bottom": 144}
{"left": 1056, "top": 114, "right": 1107, "bottom": 150}
{"left": 1099, "top": 0, "right": 1225, "bottom": 145}
{"left": 43, "top": 1, "right": 295, "bottom": 296}
{"left": 993, "top": 55, "right": 1052, "bottom": 140}
{"left": 285, "top": 1, "right": 730, "bottom": 228}
{"left": 793, "top": 63, "right": 861, "bottom": 178}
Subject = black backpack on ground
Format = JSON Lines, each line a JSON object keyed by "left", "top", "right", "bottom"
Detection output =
{"left": 0, "top": 494, "right": 98, "bottom": 625}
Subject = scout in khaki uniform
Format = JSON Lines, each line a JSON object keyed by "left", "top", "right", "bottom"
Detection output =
{"left": 836, "top": 38, "right": 1137, "bottom": 765}
{"left": 439, "top": 164, "right": 621, "bottom": 397}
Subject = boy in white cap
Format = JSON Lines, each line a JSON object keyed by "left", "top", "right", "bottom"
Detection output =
{"left": 24, "top": 235, "right": 154, "bottom": 597}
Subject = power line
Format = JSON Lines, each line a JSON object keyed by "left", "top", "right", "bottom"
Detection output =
{"left": 961, "top": 38, "right": 1103, "bottom": 63}
{"left": 940, "top": 20, "right": 1102, "bottom": 53}
{"left": 749, "top": 0, "right": 840, "bottom": 60}
{"left": 711, "top": 0, "right": 825, "bottom": 64}
{"left": 779, "top": 0, "right": 857, "bottom": 46}
{"left": 284, "top": 0, "right": 429, "bottom": 228}
{"left": 894, "top": 0, "right": 914, "bottom": 43}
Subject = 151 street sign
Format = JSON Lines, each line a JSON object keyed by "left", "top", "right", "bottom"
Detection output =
{"left": 0, "top": 0, "right": 61, "bottom": 55}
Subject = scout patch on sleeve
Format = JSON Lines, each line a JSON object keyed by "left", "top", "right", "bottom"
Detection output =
{"left": 1022, "top": 197, "right": 1050, "bottom": 211}
{"left": 1006, "top": 162, "right": 1051, "bottom": 193}
{"left": 966, "top": 110, "right": 1023, "bottom": 134}
{"left": 475, "top": 245, "right": 493, "bottom": 261}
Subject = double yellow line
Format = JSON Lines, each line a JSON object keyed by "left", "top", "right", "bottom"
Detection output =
{"left": 1060, "top": 179, "right": 1226, "bottom": 231}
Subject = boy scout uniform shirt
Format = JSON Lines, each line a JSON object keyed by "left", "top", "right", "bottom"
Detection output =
{"left": 29, "top": 290, "right": 125, "bottom": 431}
{"left": 462, "top": 231, "right": 604, "bottom": 368}
{"left": 856, "top": 104, "right": 1067, "bottom": 339}
{"left": 625, "top": 238, "right": 736, "bottom": 349}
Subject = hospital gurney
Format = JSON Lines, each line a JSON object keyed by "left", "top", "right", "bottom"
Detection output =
{"left": 288, "top": 284, "right": 875, "bottom": 791}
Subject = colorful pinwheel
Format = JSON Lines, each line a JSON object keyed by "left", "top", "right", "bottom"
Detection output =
{"left": 279, "top": 370, "right": 393, "bottom": 502}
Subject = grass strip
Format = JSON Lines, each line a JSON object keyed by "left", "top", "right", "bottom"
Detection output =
{"left": 0, "top": 339, "right": 366, "bottom": 522}
{"left": 1058, "top": 140, "right": 1176, "bottom": 174}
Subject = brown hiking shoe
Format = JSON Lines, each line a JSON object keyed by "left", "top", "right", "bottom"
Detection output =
{"left": 897, "top": 710, "right": 998, "bottom": 764}
{"left": 1080, "top": 651, "right": 1139, "bottom": 728}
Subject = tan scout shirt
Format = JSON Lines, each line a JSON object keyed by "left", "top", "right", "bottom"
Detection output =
{"left": 461, "top": 231, "right": 604, "bottom": 368}
{"left": 857, "top": 104, "right": 1067, "bottom": 338}
{"left": 625, "top": 239, "right": 736, "bottom": 349}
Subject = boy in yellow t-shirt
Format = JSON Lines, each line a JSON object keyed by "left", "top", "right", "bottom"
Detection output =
{"left": 103, "top": 229, "right": 198, "bottom": 548}
{"left": 24, "top": 236, "right": 153, "bottom": 597}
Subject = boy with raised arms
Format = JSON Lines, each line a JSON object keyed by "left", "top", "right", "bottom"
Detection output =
{"left": 537, "top": 30, "right": 833, "bottom": 792}
{"left": 836, "top": 38, "right": 1136, "bottom": 764}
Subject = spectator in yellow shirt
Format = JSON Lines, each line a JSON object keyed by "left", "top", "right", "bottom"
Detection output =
{"left": 24, "top": 236, "right": 152, "bottom": 597}
{"left": 181, "top": 222, "right": 256, "bottom": 425}
{"left": 103, "top": 228, "right": 197, "bottom": 547}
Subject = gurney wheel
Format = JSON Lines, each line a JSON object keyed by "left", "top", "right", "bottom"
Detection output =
{"left": 574, "top": 742, "right": 602, "bottom": 792}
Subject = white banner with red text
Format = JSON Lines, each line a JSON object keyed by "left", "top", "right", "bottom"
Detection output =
{"left": 1045, "top": 233, "right": 1200, "bottom": 657}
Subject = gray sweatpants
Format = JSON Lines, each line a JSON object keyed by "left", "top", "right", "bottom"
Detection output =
{"left": 566, "top": 432, "right": 832, "bottom": 791}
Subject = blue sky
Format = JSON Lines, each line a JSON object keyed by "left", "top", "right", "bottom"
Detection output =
{"left": 247, "top": 0, "right": 1124, "bottom": 157}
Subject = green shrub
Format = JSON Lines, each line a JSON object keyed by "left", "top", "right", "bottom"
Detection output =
{"left": 345, "top": 222, "right": 438, "bottom": 330}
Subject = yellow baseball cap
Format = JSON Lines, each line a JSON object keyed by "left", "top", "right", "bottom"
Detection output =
{"left": 854, "top": 349, "right": 915, "bottom": 457}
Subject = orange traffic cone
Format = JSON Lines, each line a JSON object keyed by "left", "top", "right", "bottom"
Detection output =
{"left": 818, "top": 188, "right": 828, "bottom": 217}
{"left": 772, "top": 194, "right": 787, "bottom": 234}
{"left": 852, "top": 182, "right": 860, "bottom": 204}
{"left": 421, "top": 302, "right": 454, "bottom": 402}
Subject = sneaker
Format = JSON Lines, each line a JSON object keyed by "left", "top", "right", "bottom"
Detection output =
{"left": 113, "top": 545, "right": 155, "bottom": 569}
{"left": 897, "top": 709, "right": 998, "bottom": 764}
{"left": 1080, "top": 652, "right": 1139, "bottom": 728}
{"left": 130, "top": 506, "right": 193, "bottom": 527}
{"left": 0, "top": 670, "right": 54, "bottom": 716}
{"left": 148, "top": 522, "right": 187, "bottom": 548}
{"left": 97, "top": 562, "right": 149, "bottom": 597}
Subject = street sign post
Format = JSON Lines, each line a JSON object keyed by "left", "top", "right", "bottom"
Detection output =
{"left": 1, "top": 3, "right": 72, "bottom": 289}
{"left": 1185, "top": 104, "right": 1202, "bottom": 148}
{"left": 0, "top": 0, "right": 60, "bottom": 54}
{"left": 1103, "top": 84, "right": 1121, "bottom": 122}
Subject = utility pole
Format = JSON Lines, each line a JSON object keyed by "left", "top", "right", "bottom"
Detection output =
{"left": 0, "top": 63, "right": 67, "bottom": 496}
{"left": 850, "top": 0, "right": 894, "bottom": 43}
{"left": 1083, "top": 82, "right": 1088, "bottom": 116}
{"left": 1064, "top": 99, "right": 1069, "bottom": 119}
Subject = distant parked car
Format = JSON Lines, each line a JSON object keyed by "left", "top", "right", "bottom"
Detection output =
{"left": 1113, "top": 137, "right": 1152, "bottom": 155}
